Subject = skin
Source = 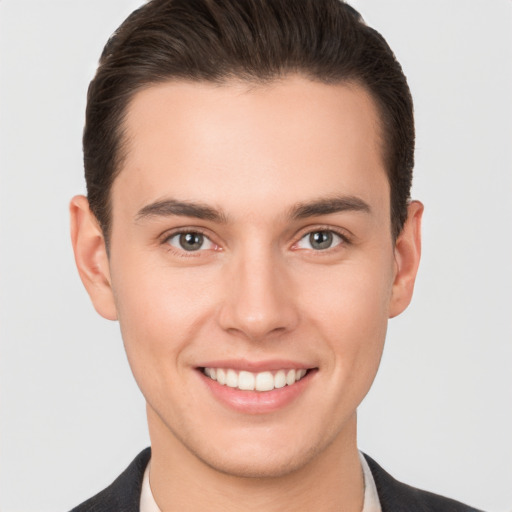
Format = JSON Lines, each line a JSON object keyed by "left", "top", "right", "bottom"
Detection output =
{"left": 70, "top": 76, "right": 422, "bottom": 512}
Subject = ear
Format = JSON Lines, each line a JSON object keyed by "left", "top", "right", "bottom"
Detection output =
{"left": 389, "top": 200, "right": 424, "bottom": 318}
{"left": 69, "top": 195, "right": 118, "bottom": 320}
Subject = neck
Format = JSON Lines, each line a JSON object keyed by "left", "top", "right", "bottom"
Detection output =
{"left": 147, "top": 408, "right": 364, "bottom": 512}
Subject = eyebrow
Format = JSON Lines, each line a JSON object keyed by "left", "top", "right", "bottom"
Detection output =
{"left": 135, "top": 195, "right": 371, "bottom": 224}
{"left": 290, "top": 195, "right": 371, "bottom": 219}
{"left": 135, "top": 199, "right": 228, "bottom": 223}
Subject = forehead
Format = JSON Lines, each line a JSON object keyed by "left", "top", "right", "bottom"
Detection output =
{"left": 114, "top": 76, "right": 389, "bottom": 222}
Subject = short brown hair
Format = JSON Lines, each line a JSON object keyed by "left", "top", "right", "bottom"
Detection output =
{"left": 83, "top": 0, "right": 414, "bottom": 243}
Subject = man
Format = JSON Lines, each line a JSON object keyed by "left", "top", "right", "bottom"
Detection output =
{"left": 68, "top": 0, "right": 481, "bottom": 510}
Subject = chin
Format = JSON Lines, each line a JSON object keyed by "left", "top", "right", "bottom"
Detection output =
{"left": 196, "top": 443, "right": 322, "bottom": 479}
{"left": 179, "top": 419, "right": 346, "bottom": 480}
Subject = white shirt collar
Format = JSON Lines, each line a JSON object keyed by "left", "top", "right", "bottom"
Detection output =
{"left": 140, "top": 460, "right": 161, "bottom": 512}
{"left": 141, "top": 452, "right": 381, "bottom": 512}
{"left": 359, "top": 452, "right": 382, "bottom": 512}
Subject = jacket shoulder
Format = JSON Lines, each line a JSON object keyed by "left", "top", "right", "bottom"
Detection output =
{"left": 69, "top": 447, "right": 151, "bottom": 512}
{"left": 363, "top": 454, "right": 484, "bottom": 512}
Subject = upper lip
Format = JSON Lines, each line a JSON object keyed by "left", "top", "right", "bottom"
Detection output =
{"left": 196, "top": 359, "right": 314, "bottom": 372}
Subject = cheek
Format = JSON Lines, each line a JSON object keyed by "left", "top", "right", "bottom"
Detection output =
{"left": 299, "top": 251, "right": 394, "bottom": 320}
{"left": 298, "top": 254, "right": 394, "bottom": 370}
{"left": 110, "top": 256, "right": 217, "bottom": 379}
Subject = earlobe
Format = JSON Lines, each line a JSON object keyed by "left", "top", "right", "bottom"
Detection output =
{"left": 69, "top": 195, "right": 118, "bottom": 321}
{"left": 389, "top": 200, "right": 424, "bottom": 319}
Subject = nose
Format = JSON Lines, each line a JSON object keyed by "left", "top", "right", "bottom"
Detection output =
{"left": 218, "top": 247, "right": 299, "bottom": 342}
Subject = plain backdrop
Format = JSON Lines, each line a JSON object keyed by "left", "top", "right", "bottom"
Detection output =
{"left": 1, "top": 1, "right": 511, "bottom": 511}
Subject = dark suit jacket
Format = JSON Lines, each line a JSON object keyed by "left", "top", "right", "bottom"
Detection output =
{"left": 70, "top": 448, "right": 483, "bottom": 512}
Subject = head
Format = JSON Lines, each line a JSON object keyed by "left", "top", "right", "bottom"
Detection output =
{"left": 83, "top": 0, "right": 414, "bottom": 247}
{"left": 71, "top": 0, "right": 422, "bottom": 481}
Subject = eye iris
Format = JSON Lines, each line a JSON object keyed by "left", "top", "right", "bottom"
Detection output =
{"left": 179, "top": 232, "right": 203, "bottom": 251}
{"left": 309, "top": 231, "right": 333, "bottom": 250}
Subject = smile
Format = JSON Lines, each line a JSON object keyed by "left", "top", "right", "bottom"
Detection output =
{"left": 202, "top": 367, "right": 308, "bottom": 392}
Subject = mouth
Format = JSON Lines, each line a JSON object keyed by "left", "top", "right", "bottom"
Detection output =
{"left": 201, "top": 367, "right": 309, "bottom": 392}
{"left": 196, "top": 360, "right": 317, "bottom": 413}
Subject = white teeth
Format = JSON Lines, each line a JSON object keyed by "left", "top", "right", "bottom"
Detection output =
{"left": 216, "top": 368, "right": 226, "bottom": 385}
{"left": 255, "top": 371, "right": 274, "bottom": 391}
{"left": 274, "top": 370, "right": 286, "bottom": 389}
{"left": 225, "top": 369, "right": 238, "bottom": 388}
{"left": 296, "top": 369, "right": 307, "bottom": 381}
{"left": 203, "top": 367, "right": 309, "bottom": 391}
{"left": 238, "top": 371, "right": 255, "bottom": 390}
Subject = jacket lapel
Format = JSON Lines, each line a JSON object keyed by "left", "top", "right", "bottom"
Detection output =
{"left": 363, "top": 453, "right": 482, "bottom": 512}
{"left": 70, "top": 447, "right": 151, "bottom": 512}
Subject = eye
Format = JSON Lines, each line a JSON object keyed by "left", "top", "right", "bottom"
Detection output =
{"left": 295, "top": 230, "right": 345, "bottom": 251}
{"left": 166, "top": 231, "right": 216, "bottom": 252}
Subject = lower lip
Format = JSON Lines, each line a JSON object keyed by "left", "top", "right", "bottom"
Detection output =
{"left": 199, "top": 370, "right": 315, "bottom": 414}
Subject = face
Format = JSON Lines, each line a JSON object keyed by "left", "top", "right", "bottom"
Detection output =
{"left": 72, "top": 76, "right": 421, "bottom": 478}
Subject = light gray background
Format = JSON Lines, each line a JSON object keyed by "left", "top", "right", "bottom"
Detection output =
{"left": 1, "top": 1, "right": 511, "bottom": 511}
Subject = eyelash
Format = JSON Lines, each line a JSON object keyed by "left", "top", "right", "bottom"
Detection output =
{"left": 160, "top": 226, "right": 352, "bottom": 257}
{"left": 161, "top": 228, "right": 218, "bottom": 258}
{"left": 293, "top": 226, "right": 351, "bottom": 252}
